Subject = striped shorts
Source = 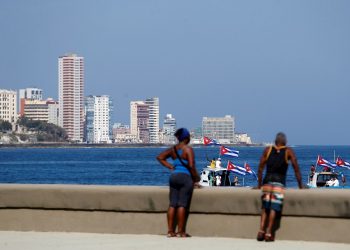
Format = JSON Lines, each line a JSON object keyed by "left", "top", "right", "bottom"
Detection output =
{"left": 261, "top": 182, "right": 285, "bottom": 212}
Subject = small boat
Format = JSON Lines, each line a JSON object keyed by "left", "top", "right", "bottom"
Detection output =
{"left": 199, "top": 166, "right": 240, "bottom": 187}
{"left": 308, "top": 172, "right": 339, "bottom": 188}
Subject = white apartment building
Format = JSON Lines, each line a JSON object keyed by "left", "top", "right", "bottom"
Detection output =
{"left": 85, "top": 95, "right": 112, "bottom": 143}
{"left": 58, "top": 53, "right": 84, "bottom": 142}
{"left": 146, "top": 97, "right": 159, "bottom": 143}
{"left": 130, "top": 97, "right": 159, "bottom": 144}
{"left": 19, "top": 88, "right": 43, "bottom": 100}
{"left": 130, "top": 101, "right": 145, "bottom": 138}
{"left": 47, "top": 99, "right": 59, "bottom": 126}
{"left": 236, "top": 133, "right": 252, "bottom": 144}
{"left": 202, "top": 115, "right": 235, "bottom": 144}
{"left": 163, "top": 113, "right": 176, "bottom": 144}
{"left": 0, "top": 89, "right": 17, "bottom": 123}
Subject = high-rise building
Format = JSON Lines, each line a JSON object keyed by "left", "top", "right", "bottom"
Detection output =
{"left": 146, "top": 97, "right": 159, "bottom": 143}
{"left": 130, "top": 97, "right": 159, "bottom": 144}
{"left": 84, "top": 95, "right": 112, "bottom": 143}
{"left": 19, "top": 88, "right": 43, "bottom": 116}
{"left": 0, "top": 89, "right": 17, "bottom": 123}
{"left": 130, "top": 101, "right": 145, "bottom": 138}
{"left": 202, "top": 115, "right": 235, "bottom": 144}
{"left": 58, "top": 53, "right": 84, "bottom": 142}
{"left": 163, "top": 114, "right": 176, "bottom": 144}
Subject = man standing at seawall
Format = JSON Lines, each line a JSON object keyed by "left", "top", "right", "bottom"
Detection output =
{"left": 256, "top": 132, "right": 303, "bottom": 242}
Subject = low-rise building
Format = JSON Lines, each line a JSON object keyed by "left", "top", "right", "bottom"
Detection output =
{"left": 23, "top": 99, "right": 48, "bottom": 122}
{"left": 236, "top": 133, "right": 252, "bottom": 145}
{"left": 202, "top": 115, "right": 235, "bottom": 144}
{"left": 19, "top": 88, "right": 43, "bottom": 116}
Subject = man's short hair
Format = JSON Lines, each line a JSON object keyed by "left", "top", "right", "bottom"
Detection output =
{"left": 275, "top": 132, "right": 287, "bottom": 146}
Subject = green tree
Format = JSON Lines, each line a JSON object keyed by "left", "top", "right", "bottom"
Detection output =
{"left": 0, "top": 120, "right": 12, "bottom": 132}
{"left": 17, "top": 116, "right": 68, "bottom": 142}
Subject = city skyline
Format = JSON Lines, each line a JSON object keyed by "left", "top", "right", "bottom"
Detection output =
{"left": 1, "top": 1, "right": 349, "bottom": 145}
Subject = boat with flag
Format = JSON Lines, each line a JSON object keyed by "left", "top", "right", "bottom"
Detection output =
{"left": 199, "top": 137, "right": 257, "bottom": 187}
{"left": 307, "top": 155, "right": 349, "bottom": 188}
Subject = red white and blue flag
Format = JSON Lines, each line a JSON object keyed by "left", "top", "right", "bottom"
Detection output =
{"left": 226, "top": 161, "right": 246, "bottom": 176}
{"left": 220, "top": 146, "right": 239, "bottom": 158}
{"left": 336, "top": 157, "right": 350, "bottom": 170}
{"left": 203, "top": 136, "right": 220, "bottom": 146}
{"left": 317, "top": 155, "right": 336, "bottom": 169}
{"left": 244, "top": 162, "right": 258, "bottom": 179}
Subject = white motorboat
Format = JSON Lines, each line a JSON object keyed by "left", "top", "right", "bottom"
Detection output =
{"left": 308, "top": 172, "right": 339, "bottom": 188}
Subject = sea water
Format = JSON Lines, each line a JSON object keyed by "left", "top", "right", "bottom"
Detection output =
{"left": 0, "top": 146, "right": 349, "bottom": 188}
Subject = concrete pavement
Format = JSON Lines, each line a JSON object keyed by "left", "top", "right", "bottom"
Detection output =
{"left": 0, "top": 232, "right": 349, "bottom": 250}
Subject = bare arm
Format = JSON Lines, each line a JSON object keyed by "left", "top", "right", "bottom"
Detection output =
{"left": 257, "top": 147, "right": 269, "bottom": 188}
{"left": 156, "top": 148, "right": 175, "bottom": 170}
{"left": 184, "top": 146, "right": 199, "bottom": 181}
{"left": 287, "top": 148, "right": 303, "bottom": 189}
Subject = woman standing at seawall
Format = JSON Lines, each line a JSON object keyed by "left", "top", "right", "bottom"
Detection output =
{"left": 156, "top": 128, "right": 200, "bottom": 237}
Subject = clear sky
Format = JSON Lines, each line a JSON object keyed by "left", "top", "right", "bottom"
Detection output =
{"left": 0, "top": 0, "right": 349, "bottom": 145}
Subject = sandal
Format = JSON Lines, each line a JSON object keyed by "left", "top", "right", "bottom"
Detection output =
{"left": 176, "top": 232, "right": 192, "bottom": 238}
{"left": 265, "top": 233, "right": 275, "bottom": 242}
{"left": 167, "top": 231, "right": 176, "bottom": 238}
{"left": 256, "top": 230, "right": 265, "bottom": 241}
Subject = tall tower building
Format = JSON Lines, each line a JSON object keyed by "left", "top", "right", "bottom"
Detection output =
{"left": 202, "top": 115, "right": 235, "bottom": 144}
{"left": 130, "top": 101, "right": 145, "bottom": 138}
{"left": 130, "top": 97, "right": 159, "bottom": 144}
{"left": 145, "top": 97, "right": 159, "bottom": 143}
{"left": 58, "top": 53, "right": 84, "bottom": 142}
{"left": 0, "top": 89, "right": 17, "bottom": 123}
{"left": 163, "top": 114, "right": 176, "bottom": 144}
{"left": 85, "top": 95, "right": 113, "bottom": 143}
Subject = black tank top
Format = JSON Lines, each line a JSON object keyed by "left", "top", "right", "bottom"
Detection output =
{"left": 264, "top": 146, "right": 289, "bottom": 185}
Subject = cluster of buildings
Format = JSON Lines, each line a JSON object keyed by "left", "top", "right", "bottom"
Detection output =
{"left": 0, "top": 53, "right": 252, "bottom": 145}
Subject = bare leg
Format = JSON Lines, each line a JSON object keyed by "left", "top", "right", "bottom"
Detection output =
{"left": 266, "top": 209, "right": 276, "bottom": 235}
{"left": 259, "top": 208, "right": 268, "bottom": 232}
{"left": 167, "top": 207, "right": 176, "bottom": 234}
{"left": 257, "top": 208, "right": 268, "bottom": 241}
{"left": 176, "top": 207, "right": 187, "bottom": 234}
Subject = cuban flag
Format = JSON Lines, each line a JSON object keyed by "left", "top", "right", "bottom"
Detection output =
{"left": 244, "top": 162, "right": 258, "bottom": 180}
{"left": 226, "top": 161, "right": 246, "bottom": 176}
{"left": 336, "top": 157, "right": 350, "bottom": 170}
{"left": 220, "top": 146, "right": 239, "bottom": 158}
{"left": 203, "top": 136, "right": 220, "bottom": 146}
{"left": 317, "top": 155, "right": 336, "bottom": 169}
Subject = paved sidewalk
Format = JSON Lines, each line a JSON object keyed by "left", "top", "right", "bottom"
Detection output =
{"left": 0, "top": 231, "right": 349, "bottom": 250}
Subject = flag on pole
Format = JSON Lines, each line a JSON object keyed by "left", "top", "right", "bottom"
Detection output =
{"left": 220, "top": 146, "right": 239, "bottom": 158}
{"left": 316, "top": 155, "right": 336, "bottom": 169}
{"left": 226, "top": 161, "right": 246, "bottom": 176}
{"left": 203, "top": 136, "right": 220, "bottom": 146}
{"left": 244, "top": 162, "right": 258, "bottom": 179}
{"left": 336, "top": 157, "right": 350, "bottom": 170}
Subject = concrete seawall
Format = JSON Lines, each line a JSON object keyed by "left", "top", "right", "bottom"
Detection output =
{"left": 0, "top": 184, "right": 349, "bottom": 243}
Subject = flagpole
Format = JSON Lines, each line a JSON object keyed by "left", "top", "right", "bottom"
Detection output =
{"left": 243, "top": 161, "right": 246, "bottom": 187}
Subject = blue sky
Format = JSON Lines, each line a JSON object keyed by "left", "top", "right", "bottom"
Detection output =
{"left": 0, "top": 0, "right": 349, "bottom": 145}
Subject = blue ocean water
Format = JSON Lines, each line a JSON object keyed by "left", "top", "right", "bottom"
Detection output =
{"left": 0, "top": 146, "right": 349, "bottom": 187}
